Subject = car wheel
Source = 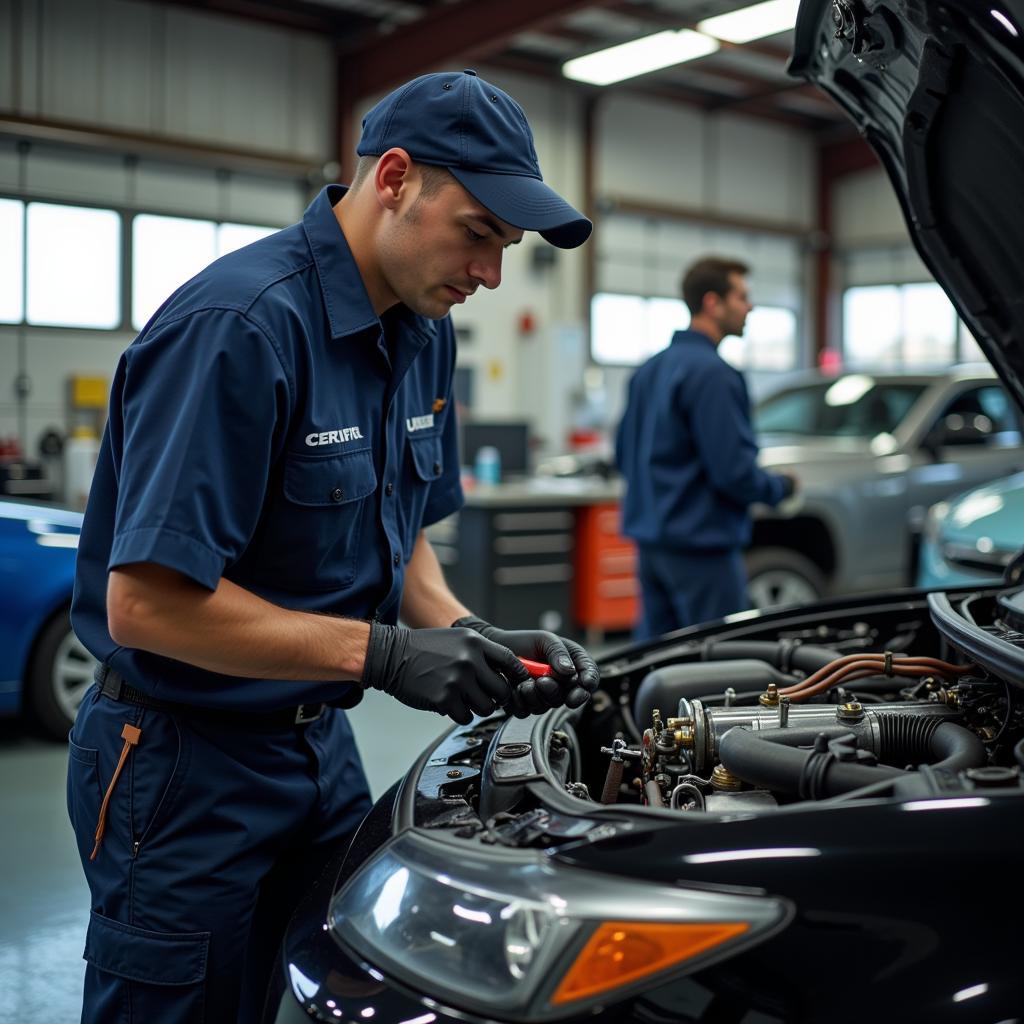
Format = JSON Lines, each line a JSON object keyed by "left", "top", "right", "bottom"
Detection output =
{"left": 26, "top": 608, "right": 97, "bottom": 740}
{"left": 745, "top": 547, "right": 826, "bottom": 611}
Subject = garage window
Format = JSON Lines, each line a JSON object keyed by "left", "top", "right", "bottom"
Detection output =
{"left": 26, "top": 202, "right": 121, "bottom": 329}
{"left": 592, "top": 292, "right": 798, "bottom": 371}
{"left": 132, "top": 215, "right": 279, "bottom": 329}
{"left": 0, "top": 198, "right": 24, "bottom": 323}
{"left": 841, "top": 282, "right": 983, "bottom": 368}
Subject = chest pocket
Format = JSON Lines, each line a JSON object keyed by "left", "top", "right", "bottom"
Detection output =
{"left": 400, "top": 434, "right": 443, "bottom": 556}
{"left": 252, "top": 448, "right": 377, "bottom": 592}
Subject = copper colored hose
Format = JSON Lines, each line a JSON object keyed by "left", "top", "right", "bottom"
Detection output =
{"left": 781, "top": 653, "right": 973, "bottom": 702}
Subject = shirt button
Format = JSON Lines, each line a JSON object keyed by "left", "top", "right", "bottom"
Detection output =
{"left": 393, "top": 553, "right": 401, "bottom": 567}
{"left": 385, "top": 482, "right": 394, "bottom": 496}
{"left": 433, "top": 462, "right": 442, "bottom": 476}
{"left": 330, "top": 487, "right": 344, "bottom": 502}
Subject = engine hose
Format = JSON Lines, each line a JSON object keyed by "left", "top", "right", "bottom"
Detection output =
{"left": 601, "top": 758, "right": 624, "bottom": 805}
{"left": 702, "top": 640, "right": 837, "bottom": 676}
{"left": 718, "top": 726, "right": 899, "bottom": 797}
{"left": 645, "top": 779, "right": 665, "bottom": 808}
{"left": 926, "top": 720, "right": 987, "bottom": 772}
{"left": 635, "top": 661, "right": 795, "bottom": 731}
{"left": 718, "top": 718, "right": 987, "bottom": 798}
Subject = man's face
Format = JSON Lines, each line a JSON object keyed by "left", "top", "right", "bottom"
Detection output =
{"left": 715, "top": 272, "right": 753, "bottom": 338}
{"left": 377, "top": 175, "right": 524, "bottom": 319}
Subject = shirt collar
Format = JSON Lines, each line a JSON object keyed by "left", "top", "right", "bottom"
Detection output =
{"left": 672, "top": 328, "right": 717, "bottom": 349}
{"left": 302, "top": 184, "right": 437, "bottom": 344}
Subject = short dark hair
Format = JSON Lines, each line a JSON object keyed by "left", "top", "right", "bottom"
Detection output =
{"left": 348, "top": 155, "right": 455, "bottom": 200}
{"left": 681, "top": 257, "right": 750, "bottom": 316}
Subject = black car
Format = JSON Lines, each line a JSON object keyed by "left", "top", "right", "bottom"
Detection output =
{"left": 270, "top": 2, "right": 1024, "bottom": 1021}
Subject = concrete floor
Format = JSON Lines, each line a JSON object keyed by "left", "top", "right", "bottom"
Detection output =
{"left": 0, "top": 692, "right": 447, "bottom": 1023}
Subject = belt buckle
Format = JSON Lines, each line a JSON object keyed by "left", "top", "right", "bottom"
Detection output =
{"left": 294, "top": 703, "right": 324, "bottom": 725}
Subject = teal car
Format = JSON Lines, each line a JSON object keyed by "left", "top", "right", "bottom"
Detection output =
{"left": 918, "top": 472, "right": 1024, "bottom": 587}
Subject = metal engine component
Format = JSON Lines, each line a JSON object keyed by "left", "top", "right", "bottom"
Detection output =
{"left": 674, "top": 697, "right": 961, "bottom": 773}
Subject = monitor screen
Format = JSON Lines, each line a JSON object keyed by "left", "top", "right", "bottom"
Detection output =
{"left": 459, "top": 421, "right": 530, "bottom": 476}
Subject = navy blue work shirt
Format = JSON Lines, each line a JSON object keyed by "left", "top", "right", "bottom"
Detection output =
{"left": 615, "top": 329, "right": 788, "bottom": 551}
{"left": 72, "top": 185, "right": 463, "bottom": 711}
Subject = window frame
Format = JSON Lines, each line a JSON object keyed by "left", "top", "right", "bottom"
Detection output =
{"left": 840, "top": 280, "right": 979, "bottom": 369}
{"left": 589, "top": 289, "right": 801, "bottom": 372}
{"left": 0, "top": 190, "right": 287, "bottom": 335}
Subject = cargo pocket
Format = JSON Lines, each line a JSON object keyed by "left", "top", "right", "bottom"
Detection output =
{"left": 401, "top": 434, "right": 444, "bottom": 555}
{"left": 67, "top": 738, "right": 103, "bottom": 865}
{"left": 253, "top": 448, "right": 377, "bottom": 592}
{"left": 84, "top": 911, "right": 209, "bottom": 1017}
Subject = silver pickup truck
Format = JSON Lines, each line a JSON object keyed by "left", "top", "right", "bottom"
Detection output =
{"left": 747, "top": 366, "right": 1024, "bottom": 607}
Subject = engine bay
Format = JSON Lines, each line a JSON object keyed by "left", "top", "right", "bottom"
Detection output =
{"left": 410, "top": 586, "right": 1024, "bottom": 843}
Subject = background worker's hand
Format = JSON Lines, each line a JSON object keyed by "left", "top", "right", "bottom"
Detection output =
{"left": 453, "top": 616, "right": 600, "bottom": 717}
{"left": 362, "top": 622, "right": 530, "bottom": 725}
{"left": 777, "top": 469, "right": 799, "bottom": 498}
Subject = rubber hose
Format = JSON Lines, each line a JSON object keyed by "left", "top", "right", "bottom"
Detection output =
{"left": 702, "top": 640, "right": 837, "bottom": 675}
{"left": 875, "top": 713, "right": 942, "bottom": 765}
{"left": 720, "top": 717, "right": 987, "bottom": 797}
{"left": 718, "top": 725, "right": 901, "bottom": 796}
{"left": 634, "top": 660, "right": 793, "bottom": 730}
{"left": 928, "top": 720, "right": 987, "bottom": 771}
{"left": 601, "top": 758, "right": 624, "bottom": 805}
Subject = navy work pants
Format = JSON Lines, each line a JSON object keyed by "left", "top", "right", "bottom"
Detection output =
{"left": 635, "top": 544, "right": 749, "bottom": 641}
{"left": 67, "top": 685, "right": 372, "bottom": 1023}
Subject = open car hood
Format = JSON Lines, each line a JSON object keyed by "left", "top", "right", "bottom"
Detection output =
{"left": 790, "top": 0, "right": 1024, "bottom": 410}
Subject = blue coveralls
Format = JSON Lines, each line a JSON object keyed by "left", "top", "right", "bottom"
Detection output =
{"left": 615, "top": 329, "right": 788, "bottom": 639}
{"left": 68, "top": 185, "right": 464, "bottom": 1022}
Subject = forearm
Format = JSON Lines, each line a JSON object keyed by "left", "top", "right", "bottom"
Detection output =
{"left": 107, "top": 563, "right": 369, "bottom": 681}
{"left": 400, "top": 532, "right": 471, "bottom": 628}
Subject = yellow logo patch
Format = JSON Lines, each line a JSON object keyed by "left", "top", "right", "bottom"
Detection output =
{"left": 432, "top": 397, "right": 447, "bottom": 414}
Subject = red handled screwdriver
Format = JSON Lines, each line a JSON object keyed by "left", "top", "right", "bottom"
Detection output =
{"left": 519, "top": 658, "right": 553, "bottom": 678}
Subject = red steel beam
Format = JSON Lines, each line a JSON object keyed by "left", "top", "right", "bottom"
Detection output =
{"left": 812, "top": 135, "right": 879, "bottom": 358}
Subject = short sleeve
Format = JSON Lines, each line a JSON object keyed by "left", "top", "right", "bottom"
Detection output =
{"left": 108, "top": 309, "right": 292, "bottom": 589}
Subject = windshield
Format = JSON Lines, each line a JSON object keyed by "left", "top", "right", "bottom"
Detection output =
{"left": 755, "top": 378, "right": 927, "bottom": 437}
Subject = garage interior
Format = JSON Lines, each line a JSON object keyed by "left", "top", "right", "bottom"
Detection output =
{"left": 0, "top": 0, "right": 1018, "bottom": 1019}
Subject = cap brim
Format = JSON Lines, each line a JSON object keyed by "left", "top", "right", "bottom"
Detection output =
{"left": 448, "top": 168, "right": 592, "bottom": 249}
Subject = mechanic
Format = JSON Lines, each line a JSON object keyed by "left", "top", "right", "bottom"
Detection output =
{"left": 615, "top": 256, "right": 797, "bottom": 638}
{"left": 67, "top": 69, "right": 599, "bottom": 1024}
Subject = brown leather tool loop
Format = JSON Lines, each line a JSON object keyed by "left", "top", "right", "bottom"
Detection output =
{"left": 89, "top": 723, "right": 142, "bottom": 862}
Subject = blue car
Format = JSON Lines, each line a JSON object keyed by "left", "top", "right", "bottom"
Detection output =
{"left": 917, "top": 471, "right": 1024, "bottom": 588}
{"left": 0, "top": 497, "right": 96, "bottom": 738}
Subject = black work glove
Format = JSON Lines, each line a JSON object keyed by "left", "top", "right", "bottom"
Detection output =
{"left": 362, "top": 622, "right": 530, "bottom": 725}
{"left": 452, "top": 616, "right": 600, "bottom": 717}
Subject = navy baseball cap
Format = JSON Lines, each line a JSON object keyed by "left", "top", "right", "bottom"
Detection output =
{"left": 357, "top": 70, "right": 592, "bottom": 249}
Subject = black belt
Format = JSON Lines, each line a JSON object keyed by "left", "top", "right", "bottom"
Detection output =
{"left": 95, "top": 665, "right": 328, "bottom": 729}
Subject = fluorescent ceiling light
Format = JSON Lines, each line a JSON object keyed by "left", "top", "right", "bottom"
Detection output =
{"left": 563, "top": 30, "right": 719, "bottom": 86}
{"left": 698, "top": 0, "right": 800, "bottom": 43}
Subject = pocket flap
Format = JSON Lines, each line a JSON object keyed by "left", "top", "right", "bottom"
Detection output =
{"left": 409, "top": 434, "right": 443, "bottom": 482}
{"left": 84, "top": 911, "right": 210, "bottom": 986}
{"left": 284, "top": 448, "right": 377, "bottom": 507}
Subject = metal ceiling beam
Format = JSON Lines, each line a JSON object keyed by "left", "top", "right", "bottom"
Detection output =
{"left": 340, "top": 0, "right": 615, "bottom": 98}
{"left": 132, "top": 0, "right": 360, "bottom": 35}
{"left": 487, "top": 51, "right": 830, "bottom": 130}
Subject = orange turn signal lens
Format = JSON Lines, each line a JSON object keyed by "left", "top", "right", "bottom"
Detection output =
{"left": 551, "top": 920, "right": 750, "bottom": 1006}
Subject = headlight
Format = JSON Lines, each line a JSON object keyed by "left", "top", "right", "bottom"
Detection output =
{"left": 328, "top": 832, "right": 790, "bottom": 1020}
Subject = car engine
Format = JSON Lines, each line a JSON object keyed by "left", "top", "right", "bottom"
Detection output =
{"left": 583, "top": 587, "right": 1024, "bottom": 814}
{"left": 401, "top": 585, "right": 1024, "bottom": 849}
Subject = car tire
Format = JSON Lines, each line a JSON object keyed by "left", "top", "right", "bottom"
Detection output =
{"left": 745, "top": 547, "right": 827, "bottom": 611}
{"left": 25, "top": 607, "right": 97, "bottom": 740}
